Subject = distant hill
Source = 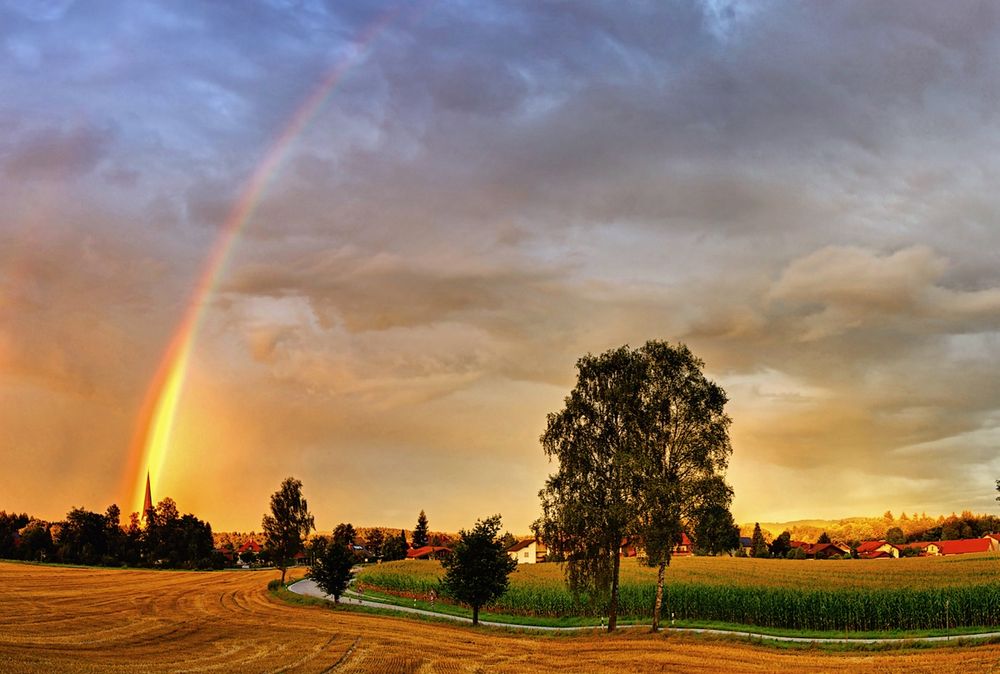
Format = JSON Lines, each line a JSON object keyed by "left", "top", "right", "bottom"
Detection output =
{"left": 740, "top": 511, "right": 995, "bottom": 544}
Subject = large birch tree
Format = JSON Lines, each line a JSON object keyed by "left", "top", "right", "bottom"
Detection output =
{"left": 539, "top": 341, "right": 733, "bottom": 632}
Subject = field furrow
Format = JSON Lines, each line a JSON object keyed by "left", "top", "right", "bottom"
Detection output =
{"left": 3, "top": 561, "right": 1000, "bottom": 673}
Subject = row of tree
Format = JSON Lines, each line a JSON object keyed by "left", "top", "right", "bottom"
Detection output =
{"left": 0, "top": 499, "right": 215, "bottom": 568}
{"left": 749, "top": 511, "right": 1000, "bottom": 546}
{"left": 260, "top": 477, "right": 518, "bottom": 626}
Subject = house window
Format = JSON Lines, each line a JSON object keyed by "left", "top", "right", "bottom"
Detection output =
{"left": 524, "top": 551, "right": 530, "bottom": 558}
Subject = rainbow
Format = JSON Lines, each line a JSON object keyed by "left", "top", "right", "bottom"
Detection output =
{"left": 122, "top": 6, "right": 410, "bottom": 515}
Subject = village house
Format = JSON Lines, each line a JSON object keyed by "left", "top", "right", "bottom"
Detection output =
{"left": 901, "top": 541, "right": 942, "bottom": 556}
{"left": 788, "top": 540, "right": 850, "bottom": 559}
{"left": 673, "top": 532, "right": 693, "bottom": 556}
{"left": 621, "top": 532, "right": 694, "bottom": 559}
{"left": 506, "top": 538, "right": 547, "bottom": 564}
{"left": 936, "top": 538, "right": 998, "bottom": 555}
{"left": 809, "top": 542, "right": 851, "bottom": 559}
{"left": 405, "top": 545, "right": 451, "bottom": 560}
{"left": 237, "top": 539, "right": 262, "bottom": 565}
{"left": 856, "top": 540, "right": 900, "bottom": 559}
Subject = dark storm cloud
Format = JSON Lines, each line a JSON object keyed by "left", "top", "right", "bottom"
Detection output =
{"left": 3, "top": 123, "right": 113, "bottom": 180}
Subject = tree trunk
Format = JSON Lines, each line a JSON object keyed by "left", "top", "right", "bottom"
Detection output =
{"left": 280, "top": 566, "right": 286, "bottom": 585}
{"left": 651, "top": 561, "right": 666, "bottom": 632}
{"left": 472, "top": 605, "right": 479, "bottom": 626}
{"left": 608, "top": 550, "right": 621, "bottom": 632}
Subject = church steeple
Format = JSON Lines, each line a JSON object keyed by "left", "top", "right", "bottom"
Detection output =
{"left": 142, "top": 472, "right": 153, "bottom": 521}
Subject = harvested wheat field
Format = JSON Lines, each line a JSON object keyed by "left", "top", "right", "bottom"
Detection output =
{"left": 3, "top": 561, "right": 1000, "bottom": 673}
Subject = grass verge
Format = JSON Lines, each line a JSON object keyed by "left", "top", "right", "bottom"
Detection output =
{"left": 273, "top": 580, "right": 1000, "bottom": 651}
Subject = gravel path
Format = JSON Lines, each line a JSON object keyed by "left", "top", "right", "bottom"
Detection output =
{"left": 287, "top": 579, "right": 1000, "bottom": 643}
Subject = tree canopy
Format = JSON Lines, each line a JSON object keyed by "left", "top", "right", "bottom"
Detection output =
{"left": 539, "top": 341, "right": 734, "bottom": 631}
{"left": 751, "top": 523, "right": 770, "bottom": 558}
{"left": 308, "top": 523, "right": 355, "bottom": 602}
{"left": 382, "top": 530, "right": 408, "bottom": 561}
{"left": 261, "top": 477, "right": 315, "bottom": 584}
{"left": 413, "top": 510, "right": 429, "bottom": 548}
{"left": 440, "top": 515, "right": 517, "bottom": 626}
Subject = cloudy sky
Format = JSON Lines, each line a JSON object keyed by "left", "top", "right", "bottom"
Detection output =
{"left": 3, "top": 0, "right": 1000, "bottom": 533}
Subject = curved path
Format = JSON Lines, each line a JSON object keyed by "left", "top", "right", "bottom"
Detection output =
{"left": 289, "top": 578, "right": 1000, "bottom": 644}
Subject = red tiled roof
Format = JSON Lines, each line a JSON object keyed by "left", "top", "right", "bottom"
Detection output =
{"left": 859, "top": 550, "right": 892, "bottom": 559}
{"left": 406, "top": 546, "right": 451, "bottom": 559}
{"left": 679, "top": 532, "right": 692, "bottom": 546}
{"left": 811, "top": 542, "right": 850, "bottom": 556}
{"left": 507, "top": 539, "right": 534, "bottom": 553}
{"left": 937, "top": 539, "right": 992, "bottom": 555}
{"left": 238, "top": 540, "right": 262, "bottom": 553}
{"left": 856, "top": 540, "right": 896, "bottom": 554}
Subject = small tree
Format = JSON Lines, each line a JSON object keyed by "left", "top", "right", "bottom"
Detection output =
{"left": 308, "top": 531, "right": 355, "bottom": 603}
{"left": 750, "top": 523, "right": 769, "bottom": 558}
{"left": 365, "top": 529, "right": 385, "bottom": 561}
{"left": 817, "top": 531, "right": 831, "bottom": 544}
{"left": 769, "top": 531, "right": 792, "bottom": 558}
{"left": 441, "top": 515, "right": 517, "bottom": 626}
{"left": 261, "top": 477, "right": 315, "bottom": 584}
{"left": 413, "top": 511, "right": 430, "bottom": 548}
{"left": 307, "top": 535, "right": 329, "bottom": 566}
{"left": 886, "top": 526, "right": 905, "bottom": 545}
{"left": 333, "top": 523, "right": 356, "bottom": 547}
{"left": 382, "top": 530, "right": 408, "bottom": 561}
{"left": 692, "top": 502, "right": 740, "bottom": 556}
{"left": 498, "top": 531, "right": 518, "bottom": 551}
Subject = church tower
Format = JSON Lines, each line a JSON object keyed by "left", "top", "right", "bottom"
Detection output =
{"left": 142, "top": 472, "right": 153, "bottom": 521}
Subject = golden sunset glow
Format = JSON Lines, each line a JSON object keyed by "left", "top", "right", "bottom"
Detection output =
{"left": 4, "top": 2, "right": 1000, "bottom": 534}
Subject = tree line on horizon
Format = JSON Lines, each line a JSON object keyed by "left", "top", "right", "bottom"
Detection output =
{"left": 743, "top": 510, "right": 1000, "bottom": 550}
{"left": 258, "top": 476, "right": 516, "bottom": 625}
{"left": 0, "top": 498, "right": 214, "bottom": 568}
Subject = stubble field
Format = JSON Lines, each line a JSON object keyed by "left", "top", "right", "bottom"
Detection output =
{"left": 3, "top": 560, "right": 1000, "bottom": 673}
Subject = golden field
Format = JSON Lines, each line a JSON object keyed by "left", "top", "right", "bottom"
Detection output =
{"left": 362, "top": 553, "right": 1000, "bottom": 591}
{"left": 358, "top": 555, "right": 1000, "bottom": 630}
{"left": 3, "top": 560, "right": 1000, "bottom": 673}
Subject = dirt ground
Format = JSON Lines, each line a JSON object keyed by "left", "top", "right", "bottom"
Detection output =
{"left": 2, "top": 561, "right": 1000, "bottom": 673}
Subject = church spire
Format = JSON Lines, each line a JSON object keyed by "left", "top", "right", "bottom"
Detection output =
{"left": 142, "top": 471, "right": 153, "bottom": 521}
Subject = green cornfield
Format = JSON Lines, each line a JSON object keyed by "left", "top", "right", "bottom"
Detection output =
{"left": 356, "top": 555, "right": 1000, "bottom": 631}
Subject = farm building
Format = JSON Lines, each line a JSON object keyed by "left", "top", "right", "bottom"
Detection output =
{"left": 237, "top": 539, "right": 263, "bottom": 565}
{"left": 856, "top": 541, "right": 900, "bottom": 559}
{"left": 900, "top": 541, "right": 941, "bottom": 556}
{"left": 809, "top": 542, "right": 851, "bottom": 559}
{"left": 506, "top": 539, "right": 547, "bottom": 564}
{"left": 739, "top": 536, "right": 753, "bottom": 556}
{"left": 673, "top": 532, "right": 693, "bottom": 556}
{"left": 787, "top": 541, "right": 850, "bottom": 559}
{"left": 936, "top": 538, "right": 998, "bottom": 555}
{"left": 406, "top": 545, "right": 451, "bottom": 560}
{"left": 621, "top": 532, "right": 693, "bottom": 558}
